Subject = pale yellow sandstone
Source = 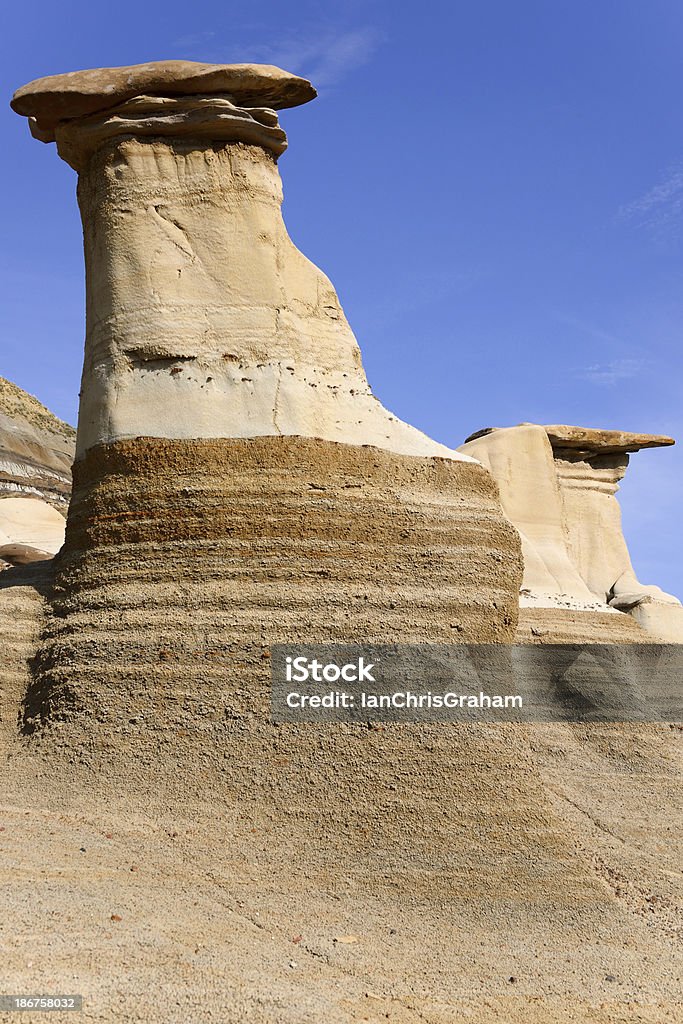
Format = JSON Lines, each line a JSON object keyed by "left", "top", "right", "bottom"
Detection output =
{"left": 14, "top": 61, "right": 474, "bottom": 463}
{"left": 459, "top": 422, "right": 683, "bottom": 640}
{"left": 0, "top": 496, "right": 65, "bottom": 555}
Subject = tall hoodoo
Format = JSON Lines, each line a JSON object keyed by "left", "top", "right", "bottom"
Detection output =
{"left": 8, "top": 69, "right": 683, "bottom": 1017}
{"left": 10, "top": 61, "right": 522, "bottom": 739}
{"left": 12, "top": 61, "right": 465, "bottom": 461}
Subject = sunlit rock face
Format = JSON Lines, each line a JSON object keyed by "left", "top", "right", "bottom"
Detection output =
{"left": 0, "top": 376, "right": 73, "bottom": 511}
{"left": 459, "top": 423, "right": 683, "bottom": 641}
{"left": 3, "top": 65, "right": 683, "bottom": 1024}
{"left": 0, "top": 376, "right": 73, "bottom": 565}
{"left": 0, "top": 377, "right": 72, "bottom": 745}
{"left": 7, "top": 59, "right": 522, "bottom": 743}
{"left": 13, "top": 60, "right": 474, "bottom": 463}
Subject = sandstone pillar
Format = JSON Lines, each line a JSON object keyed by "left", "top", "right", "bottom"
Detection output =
{"left": 14, "top": 61, "right": 468, "bottom": 462}
{"left": 459, "top": 423, "right": 683, "bottom": 641}
{"left": 11, "top": 61, "right": 522, "bottom": 737}
{"left": 546, "top": 425, "right": 683, "bottom": 642}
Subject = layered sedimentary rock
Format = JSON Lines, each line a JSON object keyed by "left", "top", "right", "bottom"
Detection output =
{"left": 12, "top": 61, "right": 316, "bottom": 137}
{"left": 4, "top": 63, "right": 682, "bottom": 1023}
{"left": 0, "top": 560, "right": 52, "bottom": 754}
{"left": 8, "top": 60, "right": 521, "bottom": 742}
{"left": 0, "top": 376, "right": 73, "bottom": 509}
{"left": 0, "top": 376, "right": 73, "bottom": 564}
{"left": 27, "top": 437, "right": 519, "bottom": 743}
{"left": 459, "top": 423, "right": 683, "bottom": 640}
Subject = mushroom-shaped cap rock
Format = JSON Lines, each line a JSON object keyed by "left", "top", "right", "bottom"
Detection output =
{"left": 542, "top": 424, "right": 675, "bottom": 455}
{"left": 463, "top": 423, "right": 675, "bottom": 455}
{"left": 11, "top": 60, "right": 317, "bottom": 139}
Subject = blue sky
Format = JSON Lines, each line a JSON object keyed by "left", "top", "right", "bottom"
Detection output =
{"left": 1, "top": 0, "right": 682, "bottom": 596}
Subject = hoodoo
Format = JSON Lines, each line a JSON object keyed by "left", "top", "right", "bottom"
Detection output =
{"left": 9, "top": 60, "right": 522, "bottom": 742}
{"left": 12, "top": 60, "right": 472, "bottom": 460}
{"left": 459, "top": 422, "right": 683, "bottom": 641}
{"left": 3, "top": 62, "right": 682, "bottom": 1021}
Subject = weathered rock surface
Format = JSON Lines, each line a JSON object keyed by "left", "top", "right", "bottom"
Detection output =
{"left": 0, "top": 498, "right": 65, "bottom": 560}
{"left": 0, "top": 541, "right": 54, "bottom": 566}
{"left": 11, "top": 60, "right": 317, "bottom": 135}
{"left": 54, "top": 94, "right": 290, "bottom": 168}
{"left": 13, "top": 61, "right": 316, "bottom": 170}
{"left": 543, "top": 423, "right": 675, "bottom": 455}
{"left": 0, "top": 376, "right": 74, "bottom": 508}
{"left": 0, "top": 376, "right": 73, "bottom": 562}
{"left": 24, "top": 435, "right": 520, "bottom": 741}
{"left": 467, "top": 423, "right": 676, "bottom": 453}
{"left": 459, "top": 422, "right": 683, "bottom": 640}
{"left": 72, "top": 136, "right": 475, "bottom": 459}
{"left": 0, "top": 560, "right": 51, "bottom": 751}
{"left": 8, "top": 59, "right": 518, "bottom": 723}
{"left": 14, "top": 62, "right": 476, "bottom": 461}
{"left": 461, "top": 424, "right": 596, "bottom": 606}
{"left": 3, "top": 61, "right": 682, "bottom": 1024}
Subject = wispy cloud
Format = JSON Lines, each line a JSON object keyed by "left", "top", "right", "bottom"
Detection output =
{"left": 552, "top": 310, "right": 626, "bottom": 347}
{"left": 172, "top": 26, "right": 382, "bottom": 90}
{"left": 551, "top": 312, "right": 648, "bottom": 386}
{"left": 619, "top": 165, "right": 683, "bottom": 238}
{"left": 576, "top": 358, "right": 647, "bottom": 386}
{"left": 252, "top": 28, "right": 382, "bottom": 88}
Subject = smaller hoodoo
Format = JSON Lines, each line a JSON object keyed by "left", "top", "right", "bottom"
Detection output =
{"left": 460, "top": 423, "right": 683, "bottom": 641}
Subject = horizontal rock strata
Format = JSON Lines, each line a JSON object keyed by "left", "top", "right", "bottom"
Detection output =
{"left": 516, "top": 606, "right": 648, "bottom": 642}
{"left": 25, "top": 436, "right": 521, "bottom": 738}
{"left": 0, "top": 561, "right": 52, "bottom": 756}
{"left": 4, "top": 60, "right": 683, "bottom": 1021}
{"left": 0, "top": 376, "right": 74, "bottom": 509}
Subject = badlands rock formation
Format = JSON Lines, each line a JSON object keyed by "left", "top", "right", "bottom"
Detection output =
{"left": 8, "top": 60, "right": 521, "bottom": 741}
{"left": 0, "top": 376, "right": 73, "bottom": 563}
{"left": 459, "top": 423, "right": 683, "bottom": 640}
{"left": 1, "top": 61, "right": 681, "bottom": 1024}
{"left": 0, "top": 376, "right": 73, "bottom": 509}
{"left": 13, "top": 60, "right": 461, "bottom": 460}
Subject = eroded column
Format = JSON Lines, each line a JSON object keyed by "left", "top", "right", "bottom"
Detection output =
{"left": 10, "top": 60, "right": 523, "bottom": 739}
{"left": 13, "top": 60, "right": 469, "bottom": 462}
